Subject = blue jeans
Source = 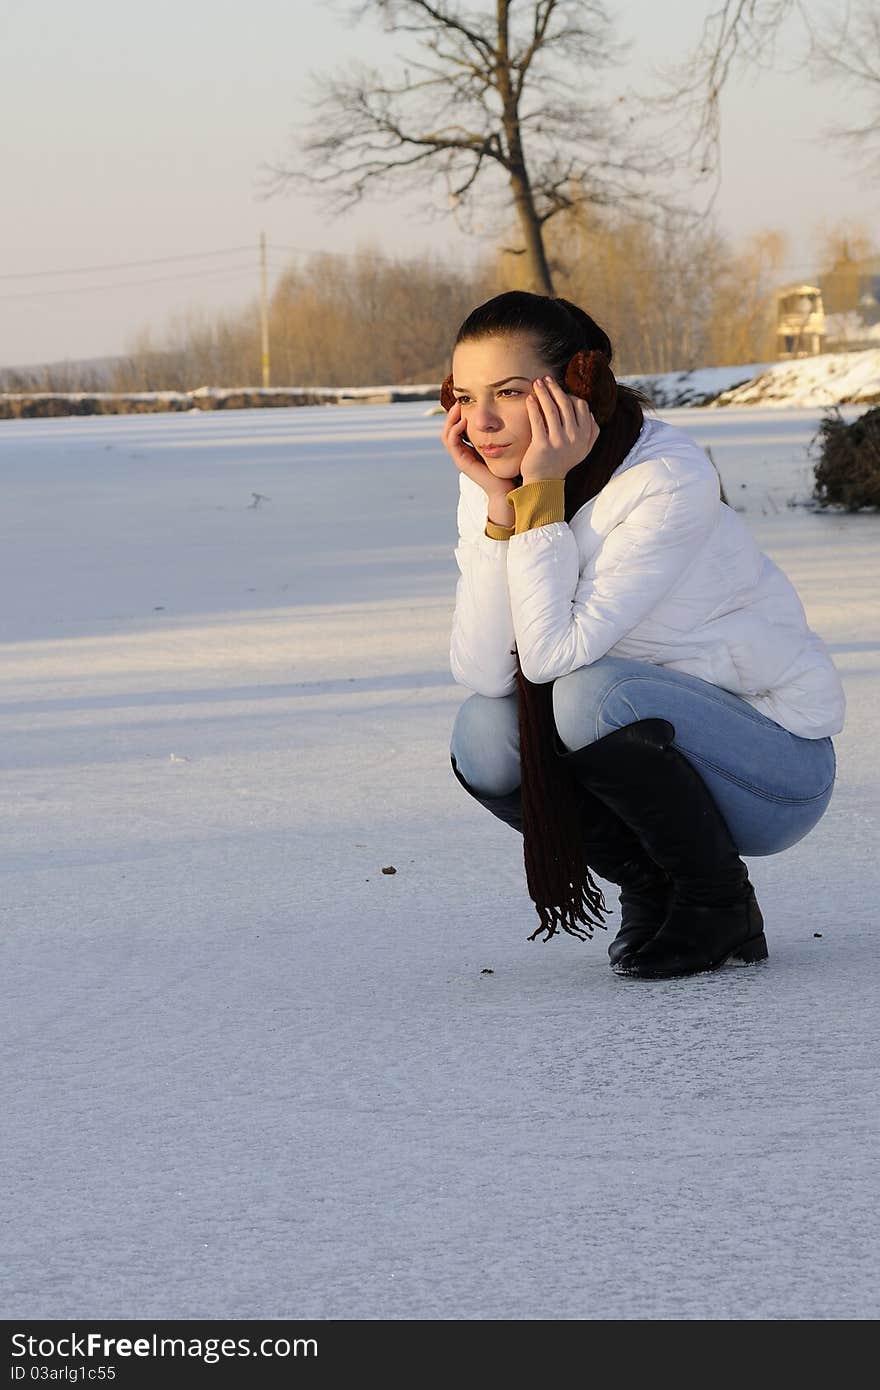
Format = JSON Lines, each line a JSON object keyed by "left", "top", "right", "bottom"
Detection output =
{"left": 450, "top": 657, "right": 837, "bottom": 855}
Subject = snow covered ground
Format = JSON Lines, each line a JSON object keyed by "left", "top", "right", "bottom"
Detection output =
{"left": 1, "top": 402, "right": 878, "bottom": 1321}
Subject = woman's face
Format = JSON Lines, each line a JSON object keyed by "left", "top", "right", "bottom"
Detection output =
{"left": 450, "top": 333, "right": 557, "bottom": 479}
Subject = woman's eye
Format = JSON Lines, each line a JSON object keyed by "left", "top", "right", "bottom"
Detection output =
{"left": 453, "top": 390, "right": 520, "bottom": 403}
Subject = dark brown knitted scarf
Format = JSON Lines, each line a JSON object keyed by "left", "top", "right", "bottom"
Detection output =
{"left": 443, "top": 350, "right": 646, "bottom": 942}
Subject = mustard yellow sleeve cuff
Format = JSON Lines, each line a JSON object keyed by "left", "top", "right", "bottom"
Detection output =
{"left": 506, "top": 479, "right": 566, "bottom": 533}
{"left": 484, "top": 519, "right": 515, "bottom": 541}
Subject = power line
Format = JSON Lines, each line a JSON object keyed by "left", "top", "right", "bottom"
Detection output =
{"left": 0, "top": 246, "right": 255, "bottom": 282}
{"left": 0, "top": 240, "right": 421, "bottom": 283}
{"left": 1, "top": 239, "right": 464, "bottom": 293}
{"left": 0, "top": 261, "right": 289, "bottom": 303}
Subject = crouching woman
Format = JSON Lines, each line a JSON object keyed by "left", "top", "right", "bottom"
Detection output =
{"left": 441, "top": 291, "right": 844, "bottom": 979}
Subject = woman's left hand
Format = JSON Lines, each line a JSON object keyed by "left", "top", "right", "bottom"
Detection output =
{"left": 519, "top": 376, "right": 599, "bottom": 483}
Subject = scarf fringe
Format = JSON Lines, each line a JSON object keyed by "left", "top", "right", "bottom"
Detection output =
{"left": 526, "top": 870, "right": 611, "bottom": 943}
{"left": 512, "top": 413, "right": 645, "bottom": 948}
{"left": 515, "top": 658, "right": 616, "bottom": 946}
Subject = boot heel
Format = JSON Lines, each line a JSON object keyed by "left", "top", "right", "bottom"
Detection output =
{"left": 731, "top": 932, "right": 769, "bottom": 964}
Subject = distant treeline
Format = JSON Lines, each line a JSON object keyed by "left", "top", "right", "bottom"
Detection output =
{"left": 2, "top": 212, "right": 785, "bottom": 393}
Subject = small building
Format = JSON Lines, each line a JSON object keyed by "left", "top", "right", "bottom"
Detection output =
{"left": 775, "top": 284, "right": 826, "bottom": 358}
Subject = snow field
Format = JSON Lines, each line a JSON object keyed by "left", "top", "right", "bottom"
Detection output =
{"left": 0, "top": 402, "right": 877, "bottom": 1319}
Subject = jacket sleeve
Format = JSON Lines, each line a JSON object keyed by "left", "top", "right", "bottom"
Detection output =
{"left": 505, "top": 459, "right": 721, "bottom": 683}
{"left": 449, "top": 474, "right": 518, "bottom": 697}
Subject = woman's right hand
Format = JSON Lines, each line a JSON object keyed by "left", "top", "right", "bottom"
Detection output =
{"left": 441, "top": 401, "right": 513, "bottom": 509}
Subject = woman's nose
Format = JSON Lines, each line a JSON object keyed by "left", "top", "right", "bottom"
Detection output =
{"left": 470, "top": 401, "right": 503, "bottom": 430}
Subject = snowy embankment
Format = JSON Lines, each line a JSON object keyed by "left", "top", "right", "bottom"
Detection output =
{"left": 622, "top": 361, "right": 774, "bottom": 406}
{"left": 710, "top": 348, "right": 880, "bottom": 408}
{"left": 0, "top": 403, "right": 877, "bottom": 1320}
{"left": 625, "top": 348, "right": 880, "bottom": 409}
{"left": 0, "top": 383, "right": 443, "bottom": 419}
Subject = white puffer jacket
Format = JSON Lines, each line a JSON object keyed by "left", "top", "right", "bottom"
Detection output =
{"left": 450, "top": 415, "right": 845, "bottom": 738}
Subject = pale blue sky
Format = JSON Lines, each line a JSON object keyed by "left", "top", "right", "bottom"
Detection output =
{"left": 1, "top": 0, "right": 876, "bottom": 367}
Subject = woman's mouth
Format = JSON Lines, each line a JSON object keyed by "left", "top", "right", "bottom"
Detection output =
{"left": 480, "top": 444, "right": 510, "bottom": 457}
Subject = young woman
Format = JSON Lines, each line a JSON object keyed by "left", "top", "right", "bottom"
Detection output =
{"left": 441, "top": 291, "right": 844, "bottom": 979}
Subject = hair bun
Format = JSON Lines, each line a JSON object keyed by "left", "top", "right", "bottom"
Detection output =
{"left": 440, "top": 373, "right": 456, "bottom": 411}
{"left": 564, "top": 349, "right": 617, "bottom": 424}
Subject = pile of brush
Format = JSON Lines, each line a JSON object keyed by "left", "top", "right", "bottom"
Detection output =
{"left": 812, "top": 407, "right": 880, "bottom": 511}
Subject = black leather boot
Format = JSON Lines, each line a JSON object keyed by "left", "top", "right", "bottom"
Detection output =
{"left": 450, "top": 754, "right": 670, "bottom": 965}
{"left": 562, "top": 719, "right": 767, "bottom": 979}
{"left": 581, "top": 819, "right": 671, "bottom": 967}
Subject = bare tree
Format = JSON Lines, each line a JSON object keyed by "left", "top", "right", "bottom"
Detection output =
{"left": 805, "top": 2, "right": 880, "bottom": 180}
{"left": 501, "top": 203, "right": 785, "bottom": 372}
{"left": 264, "top": 0, "right": 670, "bottom": 295}
{"left": 657, "top": 1, "right": 880, "bottom": 194}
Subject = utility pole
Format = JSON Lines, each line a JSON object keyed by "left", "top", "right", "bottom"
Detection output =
{"left": 259, "top": 231, "right": 270, "bottom": 387}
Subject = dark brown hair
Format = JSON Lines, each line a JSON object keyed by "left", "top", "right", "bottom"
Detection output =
{"left": 451, "top": 291, "right": 652, "bottom": 941}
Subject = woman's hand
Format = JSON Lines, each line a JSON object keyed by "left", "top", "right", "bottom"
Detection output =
{"left": 519, "top": 376, "right": 599, "bottom": 484}
{"left": 441, "top": 400, "right": 515, "bottom": 508}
